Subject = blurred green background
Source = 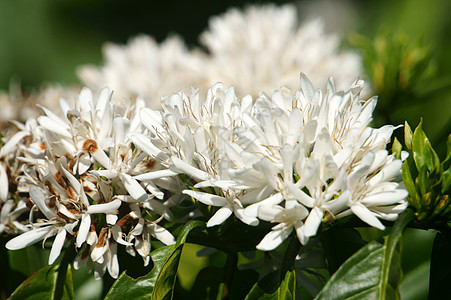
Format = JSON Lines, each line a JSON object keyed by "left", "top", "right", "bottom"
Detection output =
{"left": 0, "top": 0, "right": 450, "bottom": 143}
{"left": 0, "top": 0, "right": 450, "bottom": 299}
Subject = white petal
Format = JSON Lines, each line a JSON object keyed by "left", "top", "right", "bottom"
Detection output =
{"left": 140, "top": 108, "right": 164, "bottom": 133}
{"left": 6, "top": 226, "right": 55, "bottom": 250}
{"left": 78, "top": 154, "right": 92, "bottom": 174}
{"left": 91, "top": 147, "right": 113, "bottom": 170}
{"left": 130, "top": 218, "right": 144, "bottom": 236}
{"left": 49, "top": 229, "right": 67, "bottom": 264}
{"left": 360, "top": 189, "right": 408, "bottom": 206}
{"left": 38, "top": 116, "right": 71, "bottom": 138}
{"left": 78, "top": 87, "right": 93, "bottom": 112}
{"left": 170, "top": 156, "right": 209, "bottom": 182}
{"left": 257, "top": 205, "right": 284, "bottom": 222}
{"left": 303, "top": 207, "right": 324, "bottom": 238}
{"left": 287, "top": 182, "right": 314, "bottom": 207}
{"left": 207, "top": 206, "right": 233, "bottom": 227}
{"left": 131, "top": 133, "right": 163, "bottom": 157}
{"left": 256, "top": 227, "right": 293, "bottom": 251}
{"left": 58, "top": 204, "right": 77, "bottom": 220}
{"left": 183, "top": 190, "right": 228, "bottom": 206}
{"left": 61, "top": 167, "right": 81, "bottom": 191}
{"left": 0, "top": 130, "right": 29, "bottom": 157}
{"left": 323, "top": 190, "right": 350, "bottom": 212}
{"left": 87, "top": 199, "right": 121, "bottom": 214}
{"left": 135, "top": 237, "right": 150, "bottom": 257}
{"left": 351, "top": 203, "right": 385, "bottom": 230}
{"left": 106, "top": 214, "right": 118, "bottom": 225}
{"left": 194, "top": 180, "right": 247, "bottom": 190}
{"left": 149, "top": 223, "right": 176, "bottom": 245}
{"left": 111, "top": 225, "right": 132, "bottom": 246}
{"left": 90, "top": 169, "right": 118, "bottom": 178}
{"left": 300, "top": 73, "right": 315, "bottom": 101}
{"left": 91, "top": 245, "right": 108, "bottom": 262}
{"left": 368, "top": 160, "right": 402, "bottom": 187}
{"left": 113, "top": 116, "right": 125, "bottom": 149}
{"left": 244, "top": 193, "right": 284, "bottom": 218}
{"left": 119, "top": 173, "right": 148, "bottom": 201}
{"left": 29, "top": 186, "right": 56, "bottom": 219}
{"left": 1, "top": 200, "right": 14, "bottom": 223}
{"left": 133, "top": 169, "right": 178, "bottom": 181}
{"left": 144, "top": 199, "right": 173, "bottom": 221}
{"left": 77, "top": 214, "right": 91, "bottom": 248}
{"left": 0, "top": 165, "right": 9, "bottom": 201}
{"left": 285, "top": 109, "right": 302, "bottom": 147}
{"left": 95, "top": 87, "right": 112, "bottom": 118}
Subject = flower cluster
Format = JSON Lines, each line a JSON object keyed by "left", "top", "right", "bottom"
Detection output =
{"left": 0, "top": 4, "right": 407, "bottom": 282}
{"left": 3, "top": 89, "right": 175, "bottom": 279}
{"left": 78, "top": 4, "right": 363, "bottom": 108}
{"left": 132, "top": 74, "right": 407, "bottom": 251}
{"left": 0, "top": 73, "right": 407, "bottom": 278}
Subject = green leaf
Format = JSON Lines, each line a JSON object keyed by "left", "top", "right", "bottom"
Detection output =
{"left": 245, "top": 270, "right": 296, "bottom": 300}
{"left": 278, "top": 270, "right": 296, "bottom": 300}
{"left": 152, "top": 220, "right": 205, "bottom": 299}
{"left": 442, "top": 168, "right": 451, "bottom": 194}
{"left": 9, "top": 264, "right": 74, "bottom": 300}
{"left": 404, "top": 122, "right": 413, "bottom": 151}
{"left": 187, "top": 266, "right": 225, "bottom": 299}
{"left": 412, "top": 120, "right": 441, "bottom": 175}
{"left": 105, "top": 220, "right": 205, "bottom": 300}
{"left": 444, "top": 133, "right": 451, "bottom": 165}
{"left": 428, "top": 231, "right": 451, "bottom": 299}
{"left": 315, "top": 209, "right": 414, "bottom": 300}
{"left": 320, "top": 227, "right": 366, "bottom": 275}
{"left": 104, "top": 245, "right": 176, "bottom": 300}
{"left": 391, "top": 138, "right": 402, "bottom": 159}
{"left": 402, "top": 159, "right": 419, "bottom": 208}
{"left": 151, "top": 246, "right": 182, "bottom": 300}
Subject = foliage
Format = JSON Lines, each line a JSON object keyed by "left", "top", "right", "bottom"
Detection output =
{"left": 1, "top": 1, "right": 451, "bottom": 300}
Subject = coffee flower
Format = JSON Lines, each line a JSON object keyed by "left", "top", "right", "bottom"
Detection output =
{"left": 200, "top": 4, "right": 363, "bottom": 96}
{"left": 78, "top": 36, "right": 203, "bottom": 109}
{"left": 4, "top": 87, "right": 176, "bottom": 278}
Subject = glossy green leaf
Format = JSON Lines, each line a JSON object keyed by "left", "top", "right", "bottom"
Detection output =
{"left": 278, "top": 269, "right": 296, "bottom": 300}
{"left": 320, "top": 227, "right": 366, "bottom": 275}
{"left": 105, "top": 220, "right": 205, "bottom": 300}
{"left": 104, "top": 245, "right": 176, "bottom": 300}
{"left": 152, "top": 220, "right": 205, "bottom": 299}
{"left": 9, "top": 264, "right": 74, "bottom": 300}
{"left": 151, "top": 245, "right": 182, "bottom": 300}
{"left": 315, "top": 210, "right": 414, "bottom": 300}
{"left": 245, "top": 270, "right": 296, "bottom": 300}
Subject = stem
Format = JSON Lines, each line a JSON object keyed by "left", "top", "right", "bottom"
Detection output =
{"left": 280, "top": 237, "right": 301, "bottom": 280}
{"left": 220, "top": 252, "right": 237, "bottom": 300}
{"left": 54, "top": 245, "right": 76, "bottom": 300}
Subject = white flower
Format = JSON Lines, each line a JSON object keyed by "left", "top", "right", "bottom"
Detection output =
{"left": 221, "top": 74, "right": 406, "bottom": 248}
{"left": 132, "top": 84, "right": 260, "bottom": 227}
{"left": 78, "top": 35, "right": 203, "bottom": 109}
{"left": 3, "top": 86, "right": 177, "bottom": 279}
{"left": 200, "top": 4, "right": 364, "bottom": 96}
{"left": 5, "top": 186, "right": 79, "bottom": 264}
{"left": 256, "top": 200, "right": 309, "bottom": 251}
